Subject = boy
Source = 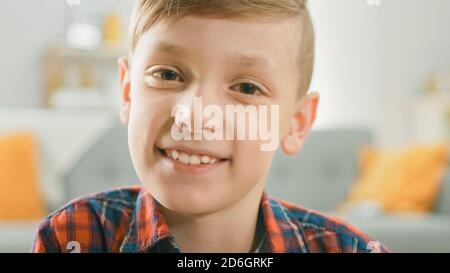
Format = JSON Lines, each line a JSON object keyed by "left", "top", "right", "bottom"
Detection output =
{"left": 32, "top": 0, "right": 387, "bottom": 253}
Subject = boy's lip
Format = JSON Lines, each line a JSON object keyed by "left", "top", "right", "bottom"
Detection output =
{"left": 157, "top": 146, "right": 229, "bottom": 175}
{"left": 157, "top": 145, "right": 229, "bottom": 160}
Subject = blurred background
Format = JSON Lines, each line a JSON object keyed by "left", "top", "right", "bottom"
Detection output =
{"left": 0, "top": 0, "right": 449, "bottom": 252}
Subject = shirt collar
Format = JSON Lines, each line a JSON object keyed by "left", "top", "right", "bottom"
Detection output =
{"left": 260, "top": 193, "right": 308, "bottom": 253}
{"left": 120, "top": 188, "right": 307, "bottom": 253}
{"left": 119, "top": 189, "right": 172, "bottom": 252}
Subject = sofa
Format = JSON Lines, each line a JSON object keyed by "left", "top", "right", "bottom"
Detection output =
{"left": 0, "top": 108, "right": 119, "bottom": 252}
{"left": 265, "top": 129, "right": 450, "bottom": 252}
{"left": 1, "top": 109, "right": 449, "bottom": 252}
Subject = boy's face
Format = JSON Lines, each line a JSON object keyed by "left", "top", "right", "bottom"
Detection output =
{"left": 119, "top": 15, "right": 319, "bottom": 215}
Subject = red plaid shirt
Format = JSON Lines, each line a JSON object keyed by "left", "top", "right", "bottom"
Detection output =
{"left": 32, "top": 186, "right": 387, "bottom": 253}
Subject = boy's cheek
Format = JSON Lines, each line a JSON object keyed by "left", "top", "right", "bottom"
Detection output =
{"left": 128, "top": 105, "right": 166, "bottom": 158}
{"left": 232, "top": 141, "right": 275, "bottom": 180}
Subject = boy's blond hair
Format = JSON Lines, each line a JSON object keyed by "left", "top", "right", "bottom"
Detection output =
{"left": 129, "top": 0, "right": 315, "bottom": 95}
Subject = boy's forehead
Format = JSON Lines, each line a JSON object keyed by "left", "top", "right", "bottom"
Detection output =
{"left": 134, "top": 15, "right": 300, "bottom": 70}
{"left": 143, "top": 40, "right": 275, "bottom": 68}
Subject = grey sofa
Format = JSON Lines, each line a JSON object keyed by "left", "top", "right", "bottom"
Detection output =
{"left": 265, "top": 129, "right": 450, "bottom": 252}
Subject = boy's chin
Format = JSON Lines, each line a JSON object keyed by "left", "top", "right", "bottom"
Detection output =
{"left": 152, "top": 186, "right": 233, "bottom": 216}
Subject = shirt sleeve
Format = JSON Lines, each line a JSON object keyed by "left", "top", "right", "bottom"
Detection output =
{"left": 338, "top": 228, "right": 389, "bottom": 253}
{"left": 31, "top": 217, "right": 62, "bottom": 253}
{"left": 30, "top": 202, "right": 90, "bottom": 253}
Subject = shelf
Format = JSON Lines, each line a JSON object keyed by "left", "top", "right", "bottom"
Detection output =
{"left": 46, "top": 42, "right": 127, "bottom": 61}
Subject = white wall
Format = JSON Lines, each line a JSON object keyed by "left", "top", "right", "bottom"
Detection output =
{"left": 309, "top": 0, "right": 383, "bottom": 136}
{"left": 379, "top": 0, "right": 450, "bottom": 146}
{"left": 310, "top": 0, "right": 450, "bottom": 146}
{"left": 0, "top": 0, "right": 65, "bottom": 107}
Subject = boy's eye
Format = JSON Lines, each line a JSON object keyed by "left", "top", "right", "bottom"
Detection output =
{"left": 231, "top": 83, "right": 262, "bottom": 96}
{"left": 152, "top": 69, "right": 183, "bottom": 82}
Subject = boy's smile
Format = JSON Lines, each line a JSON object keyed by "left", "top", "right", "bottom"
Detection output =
{"left": 157, "top": 145, "right": 230, "bottom": 175}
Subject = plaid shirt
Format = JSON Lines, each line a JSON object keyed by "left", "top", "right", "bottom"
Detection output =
{"left": 32, "top": 186, "right": 387, "bottom": 253}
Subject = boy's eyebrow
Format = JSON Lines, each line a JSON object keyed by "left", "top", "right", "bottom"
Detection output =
{"left": 151, "top": 41, "right": 274, "bottom": 69}
{"left": 235, "top": 53, "right": 272, "bottom": 68}
{"left": 152, "top": 41, "right": 187, "bottom": 56}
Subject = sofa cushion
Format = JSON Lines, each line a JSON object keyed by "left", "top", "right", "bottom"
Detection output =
{"left": 342, "top": 143, "right": 448, "bottom": 213}
{"left": 0, "top": 132, "right": 46, "bottom": 220}
{"left": 0, "top": 108, "right": 117, "bottom": 209}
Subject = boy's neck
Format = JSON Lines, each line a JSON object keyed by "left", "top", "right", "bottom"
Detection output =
{"left": 160, "top": 182, "right": 265, "bottom": 253}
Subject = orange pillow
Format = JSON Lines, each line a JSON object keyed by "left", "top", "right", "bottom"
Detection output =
{"left": 0, "top": 132, "right": 47, "bottom": 220}
{"left": 342, "top": 143, "right": 449, "bottom": 213}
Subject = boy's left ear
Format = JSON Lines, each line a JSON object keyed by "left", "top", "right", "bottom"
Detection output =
{"left": 118, "top": 56, "right": 131, "bottom": 126}
{"left": 281, "top": 91, "right": 319, "bottom": 156}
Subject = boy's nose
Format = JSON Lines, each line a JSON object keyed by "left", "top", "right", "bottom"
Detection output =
{"left": 173, "top": 100, "right": 216, "bottom": 137}
{"left": 172, "top": 84, "right": 222, "bottom": 136}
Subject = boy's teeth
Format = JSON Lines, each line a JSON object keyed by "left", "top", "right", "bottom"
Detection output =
{"left": 165, "top": 149, "right": 219, "bottom": 165}
{"left": 189, "top": 155, "right": 201, "bottom": 165}
{"left": 178, "top": 153, "right": 190, "bottom": 164}
{"left": 171, "top": 150, "right": 179, "bottom": 160}
{"left": 201, "top": 155, "right": 210, "bottom": 164}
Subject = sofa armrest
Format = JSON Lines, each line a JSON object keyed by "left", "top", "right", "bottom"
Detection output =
{"left": 0, "top": 221, "right": 40, "bottom": 253}
{"left": 435, "top": 170, "right": 450, "bottom": 215}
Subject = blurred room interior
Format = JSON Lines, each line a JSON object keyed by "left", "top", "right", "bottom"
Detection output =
{"left": 0, "top": 0, "right": 449, "bottom": 252}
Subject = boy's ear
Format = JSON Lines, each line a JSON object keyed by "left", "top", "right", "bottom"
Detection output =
{"left": 280, "top": 91, "right": 319, "bottom": 156}
{"left": 118, "top": 56, "right": 131, "bottom": 126}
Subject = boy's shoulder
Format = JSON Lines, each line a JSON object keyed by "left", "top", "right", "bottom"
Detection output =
{"left": 33, "top": 186, "right": 142, "bottom": 253}
{"left": 50, "top": 186, "right": 141, "bottom": 216}
{"left": 46, "top": 186, "right": 141, "bottom": 225}
{"left": 268, "top": 196, "right": 387, "bottom": 253}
